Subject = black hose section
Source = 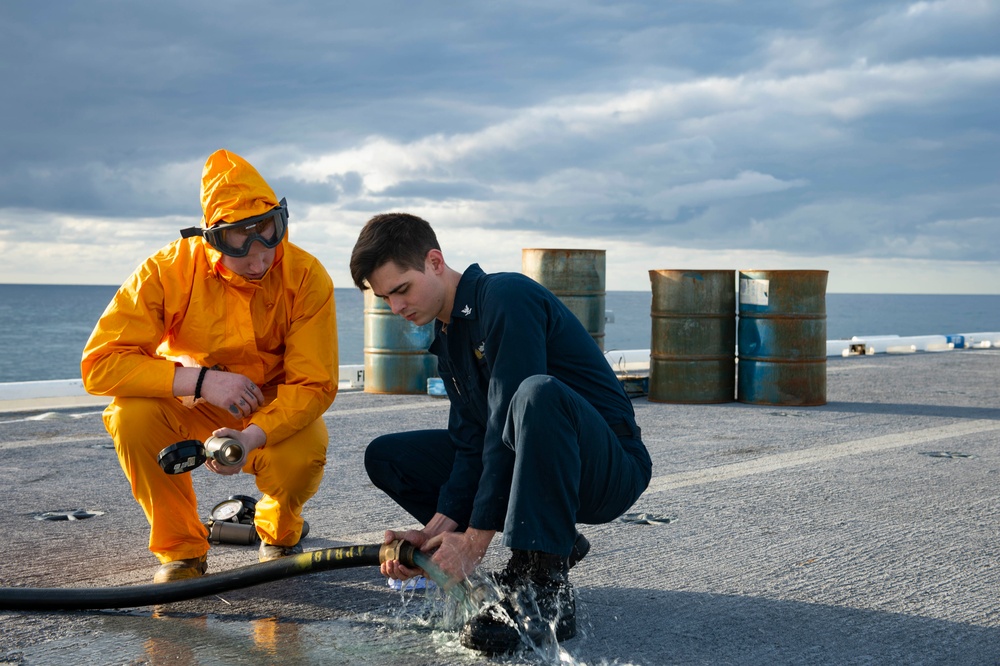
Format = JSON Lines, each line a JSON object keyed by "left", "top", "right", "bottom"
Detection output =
{"left": 0, "top": 544, "right": 384, "bottom": 612}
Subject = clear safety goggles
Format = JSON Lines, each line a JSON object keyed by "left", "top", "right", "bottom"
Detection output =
{"left": 181, "top": 198, "right": 288, "bottom": 257}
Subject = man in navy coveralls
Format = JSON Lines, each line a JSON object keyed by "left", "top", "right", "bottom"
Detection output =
{"left": 350, "top": 213, "right": 652, "bottom": 654}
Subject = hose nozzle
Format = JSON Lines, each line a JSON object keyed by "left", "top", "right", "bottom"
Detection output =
{"left": 204, "top": 436, "right": 246, "bottom": 466}
{"left": 157, "top": 436, "right": 246, "bottom": 475}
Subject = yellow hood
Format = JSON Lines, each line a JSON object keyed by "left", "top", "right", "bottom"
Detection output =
{"left": 201, "top": 149, "right": 279, "bottom": 228}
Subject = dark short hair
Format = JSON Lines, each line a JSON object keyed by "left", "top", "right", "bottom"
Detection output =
{"left": 350, "top": 213, "right": 441, "bottom": 290}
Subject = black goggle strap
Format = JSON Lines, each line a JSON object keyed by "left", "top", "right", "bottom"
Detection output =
{"left": 178, "top": 198, "right": 288, "bottom": 243}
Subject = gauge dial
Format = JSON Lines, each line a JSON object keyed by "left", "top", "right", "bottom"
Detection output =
{"left": 210, "top": 498, "right": 244, "bottom": 522}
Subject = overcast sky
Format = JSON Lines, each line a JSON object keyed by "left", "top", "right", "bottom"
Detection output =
{"left": 1, "top": 1, "right": 997, "bottom": 293}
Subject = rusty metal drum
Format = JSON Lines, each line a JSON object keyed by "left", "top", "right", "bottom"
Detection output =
{"left": 363, "top": 290, "right": 437, "bottom": 394}
{"left": 648, "top": 270, "right": 736, "bottom": 403}
{"left": 737, "top": 270, "right": 828, "bottom": 406}
{"left": 522, "top": 248, "right": 606, "bottom": 350}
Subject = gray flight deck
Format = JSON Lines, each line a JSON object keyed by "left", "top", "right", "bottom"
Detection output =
{"left": 1, "top": 350, "right": 999, "bottom": 665}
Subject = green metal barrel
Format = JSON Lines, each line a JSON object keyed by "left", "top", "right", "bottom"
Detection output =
{"left": 363, "top": 290, "right": 436, "bottom": 394}
{"left": 522, "top": 249, "right": 606, "bottom": 351}
{"left": 737, "top": 270, "right": 828, "bottom": 406}
{"left": 648, "top": 270, "right": 736, "bottom": 403}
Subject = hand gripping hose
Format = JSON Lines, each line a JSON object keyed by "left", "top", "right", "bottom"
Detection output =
{"left": 0, "top": 540, "right": 416, "bottom": 612}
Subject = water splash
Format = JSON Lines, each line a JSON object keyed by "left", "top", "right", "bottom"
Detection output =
{"left": 410, "top": 549, "right": 484, "bottom": 616}
{"left": 402, "top": 553, "right": 576, "bottom": 665}
{"left": 393, "top": 553, "right": 642, "bottom": 665}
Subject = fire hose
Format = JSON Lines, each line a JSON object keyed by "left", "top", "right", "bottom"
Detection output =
{"left": 0, "top": 540, "right": 417, "bottom": 612}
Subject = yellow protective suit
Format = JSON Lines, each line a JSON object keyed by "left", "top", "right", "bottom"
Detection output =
{"left": 82, "top": 150, "right": 338, "bottom": 563}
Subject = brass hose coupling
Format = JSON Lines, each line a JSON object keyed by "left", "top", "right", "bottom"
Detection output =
{"left": 378, "top": 539, "right": 417, "bottom": 568}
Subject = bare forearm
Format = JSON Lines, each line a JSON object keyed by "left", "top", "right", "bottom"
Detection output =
{"left": 462, "top": 527, "right": 497, "bottom": 562}
{"left": 423, "top": 513, "right": 460, "bottom": 538}
{"left": 172, "top": 366, "right": 201, "bottom": 397}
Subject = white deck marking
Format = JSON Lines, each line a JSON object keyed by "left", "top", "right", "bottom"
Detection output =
{"left": 325, "top": 401, "right": 450, "bottom": 418}
{"left": 645, "top": 419, "right": 1000, "bottom": 493}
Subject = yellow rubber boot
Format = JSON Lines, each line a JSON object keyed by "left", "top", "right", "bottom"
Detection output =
{"left": 153, "top": 554, "right": 208, "bottom": 584}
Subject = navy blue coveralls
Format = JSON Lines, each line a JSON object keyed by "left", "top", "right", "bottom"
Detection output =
{"left": 365, "top": 264, "right": 652, "bottom": 557}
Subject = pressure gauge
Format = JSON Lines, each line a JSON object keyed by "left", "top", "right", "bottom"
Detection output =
{"left": 210, "top": 498, "right": 244, "bottom": 523}
{"left": 229, "top": 495, "right": 258, "bottom": 522}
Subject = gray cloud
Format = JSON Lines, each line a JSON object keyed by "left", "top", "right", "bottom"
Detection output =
{"left": 0, "top": 0, "right": 997, "bottom": 290}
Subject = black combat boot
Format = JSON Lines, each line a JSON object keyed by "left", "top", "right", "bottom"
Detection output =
{"left": 569, "top": 531, "right": 590, "bottom": 569}
{"left": 460, "top": 549, "right": 577, "bottom": 655}
{"left": 490, "top": 534, "right": 586, "bottom": 586}
{"left": 491, "top": 547, "right": 532, "bottom": 588}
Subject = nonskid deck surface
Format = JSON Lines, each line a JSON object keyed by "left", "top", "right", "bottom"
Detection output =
{"left": 2, "top": 351, "right": 999, "bottom": 665}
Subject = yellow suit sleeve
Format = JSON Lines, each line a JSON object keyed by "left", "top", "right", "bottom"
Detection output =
{"left": 81, "top": 258, "right": 178, "bottom": 398}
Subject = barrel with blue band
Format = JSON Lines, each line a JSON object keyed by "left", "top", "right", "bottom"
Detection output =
{"left": 363, "top": 290, "right": 437, "bottom": 394}
{"left": 737, "top": 270, "right": 828, "bottom": 406}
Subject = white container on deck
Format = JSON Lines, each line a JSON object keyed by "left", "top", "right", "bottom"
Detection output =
{"left": 886, "top": 345, "right": 918, "bottom": 354}
{"left": 850, "top": 335, "right": 900, "bottom": 341}
{"left": 604, "top": 349, "right": 651, "bottom": 375}
{"left": 957, "top": 332, "right": 1000, "bottom": 349}
{"left": 827, "top": 340, "right": 852, "bottom": 357}
{"left": 850, "top": 335, "right": 952, "bottom": 354}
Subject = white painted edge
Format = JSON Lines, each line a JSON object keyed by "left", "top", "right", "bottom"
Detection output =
{"left": 646, "top": 419, "right": 1000, "bottom": 494}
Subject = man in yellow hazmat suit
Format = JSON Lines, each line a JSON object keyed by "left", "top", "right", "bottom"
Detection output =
{"left": 82, "top": 149, "right": 338, "bottom": 583}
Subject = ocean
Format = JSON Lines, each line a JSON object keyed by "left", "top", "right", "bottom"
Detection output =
{"left": 1, "top": 284, "right": 998, "bottom": 384}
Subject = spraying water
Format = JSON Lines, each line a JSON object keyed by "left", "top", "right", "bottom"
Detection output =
{"left": 404, "top": 550, "right": 601, "bottom": 665}
{"left": 410, "top": 549, "right": 488, "bottom": 616}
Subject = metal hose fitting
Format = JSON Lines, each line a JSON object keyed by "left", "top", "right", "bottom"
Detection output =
{"left": 378, "top": 539, "right": 417, "bottom": 568}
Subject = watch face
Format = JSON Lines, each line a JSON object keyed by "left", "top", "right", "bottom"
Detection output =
{"left": 211, "top": 498, "right": 244, "bottom": 522}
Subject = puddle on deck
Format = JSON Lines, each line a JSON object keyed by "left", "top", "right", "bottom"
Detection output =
{"left": 4, "top": 591, "right": 616, "bottom": 666}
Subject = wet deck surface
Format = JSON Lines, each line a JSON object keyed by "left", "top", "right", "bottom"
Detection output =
{"left": 2, "top": 350, "right": 1000, "bottom": 665}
